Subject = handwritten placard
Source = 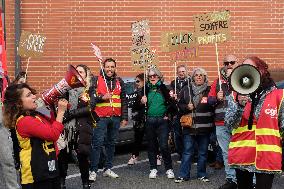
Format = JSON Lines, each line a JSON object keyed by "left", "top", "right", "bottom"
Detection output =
{"left": 131, "top": 46, "right": 159, "bottom": 70}
{"left": 170, "top": 47, "right": 199, "bottom": 62}
{"left": 131, "top": 20, "right": 150, "bottom": 49}
{"left": 18, "top": 31, "right": 46, "bottom": 58}
{"left": 193, "top": 10, "right": 231, "bottom": 45}
{"left": 161, "top": 31, "right": 196, "bottom": 52}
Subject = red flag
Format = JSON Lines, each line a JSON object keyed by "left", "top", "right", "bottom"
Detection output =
{"left": 0, "top": 12, "right": 7, "bottom": 75}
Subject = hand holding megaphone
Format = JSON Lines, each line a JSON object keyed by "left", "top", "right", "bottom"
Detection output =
{"left": 38, "top": 65, "right": 86, "bottom": 108}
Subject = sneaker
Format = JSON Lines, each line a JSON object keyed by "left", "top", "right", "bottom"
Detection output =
{"left": 157, "top": 155, "right": 162, "bottom": 166}
{"left": 103, "top": 169, "right": 119, "bottom": 178}
{"left": 166, "top": 169, "right": 175, "bottom": 179}
{"left": 175, "top": 177, "right": 188, "bottom": 183}
{"left": 218, "top": 179, "right": 237, "bottom": 189}
{"left": 198, "top": 176, "right": 210, "bottom": 182}
{"left": 128, "top": 155, "right": 138, "bottom": 165}
{"left": 149, "top": 169, "right": 158, "bottom": 179}
{"left": 89, "top": 171, "right": 97, "bottom": 181}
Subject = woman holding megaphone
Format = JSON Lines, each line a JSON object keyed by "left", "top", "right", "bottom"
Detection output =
{"left": 225, "top": 56, "right": 284, "bottom": 189}
{"left": 59, "top": 64, "right": 99, "bottom": 189}
{"left": 3, "top": 83, "right": 68, "bottom": 189}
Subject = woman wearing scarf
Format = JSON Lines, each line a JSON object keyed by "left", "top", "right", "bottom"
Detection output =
{"left": 175, "top": 67, "right": 214, "bottom": 183}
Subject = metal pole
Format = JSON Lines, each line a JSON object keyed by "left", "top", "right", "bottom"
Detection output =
{"left": 14, "top": 0, "right": 21, "bottom": 76}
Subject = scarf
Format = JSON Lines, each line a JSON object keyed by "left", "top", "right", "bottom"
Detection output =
{"left": 191, "top": 82, "right": 208, "bottom": 107}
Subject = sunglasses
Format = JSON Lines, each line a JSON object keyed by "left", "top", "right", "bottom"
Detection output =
{"left": 224, "top": 61, "right": 236, "bottom": 66}
{"left": 135, "top": 80, "right": 141, "bottom": 83}
{"left": 148, "top": 74, "right": 158, "bottom": 78}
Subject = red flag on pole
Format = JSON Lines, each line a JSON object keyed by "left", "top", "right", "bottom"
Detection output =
{"left": 0, "top": 11, "right": 8, "bottom": 103}
{"left": 0, "top": 12, "right": 7, "bottom": 75}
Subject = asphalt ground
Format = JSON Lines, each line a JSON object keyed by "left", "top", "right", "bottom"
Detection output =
{"left": 65, "top": 149, "right": 284, "bottom": 189}
{"left": 1, "top": 148, "right": 283, "bottom": 189}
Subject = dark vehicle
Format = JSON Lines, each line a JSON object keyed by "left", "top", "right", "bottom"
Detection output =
{"left": 116, "top": 77, "right": 137, "bottom": 145}
{"left": 270, "top": 70, "right": 284, "bottom": 89}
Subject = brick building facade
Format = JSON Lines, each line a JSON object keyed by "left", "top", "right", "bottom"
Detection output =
{"left": 4, "top": 0, "right": 284, "bottom": 92}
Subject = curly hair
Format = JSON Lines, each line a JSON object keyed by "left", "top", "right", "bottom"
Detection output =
{"left": 3, "top": 83, "right": 37, "bottom": 129}
{"left": 245, "top": 56, "right": 274, "bottom": 88}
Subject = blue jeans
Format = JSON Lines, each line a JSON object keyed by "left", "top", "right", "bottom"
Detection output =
{"left": 145, "top": 117, "right": 173, "bottom": 170}
{"left": 216, "top": 125, "right": 236, "bottom": 183}
{"left": 90, "top": 117, "right": 120, "bottom": 172}
{"left": 172, "top": 116, "right": 183, "bottom": 158}
{"left": 178, "top": 134, "right": 210, "bottom": 179}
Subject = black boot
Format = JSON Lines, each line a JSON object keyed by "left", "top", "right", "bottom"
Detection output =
{"left": 60, "top": 178, "right": 66, "bottom": 189}
{"left": 83, "top": 182, "right": 91, "bottom": 189}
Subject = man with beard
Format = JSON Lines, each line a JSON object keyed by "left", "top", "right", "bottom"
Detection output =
{"left": 89, "top": 58, "right": 128, "bottom": 181}
{"left": 208, "top": 55, "right": 239, "bottom": 189}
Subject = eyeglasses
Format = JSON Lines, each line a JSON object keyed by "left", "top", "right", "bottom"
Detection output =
{"left": 194, "top": 74, "right": 204, "bottom": 77}
{"left": 224, "top": 61, "right": 236, "bottom": 66}
{"left": 148, "top": 74, "right": 158, "bottom": 78}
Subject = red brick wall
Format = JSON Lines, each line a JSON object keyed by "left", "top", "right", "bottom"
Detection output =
{"left": 5, "top": 0, "right": 284, "bottom": 91}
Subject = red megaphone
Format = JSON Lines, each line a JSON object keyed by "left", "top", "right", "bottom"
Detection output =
{"left": 41, "top": 65, "right": 86, "bottom": 107}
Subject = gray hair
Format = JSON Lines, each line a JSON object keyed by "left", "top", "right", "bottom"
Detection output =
{"left": 177, "top": 64, "right": 189, "bottom": 77}
{"left": 191, "top": 67, "right": 208, "bottom": 83}
{"left": 147, "top": 67, "right": 164, "bottom": 82}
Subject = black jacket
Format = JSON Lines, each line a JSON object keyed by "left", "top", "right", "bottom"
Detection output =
{"left": 131, "top": 88, "right": 146, "bottom": 122}
{"left": 178, "top": 86, "right": 214, "bottom": 135}
{"left": 63, "top": 88, "right": 99, "bottom": 156}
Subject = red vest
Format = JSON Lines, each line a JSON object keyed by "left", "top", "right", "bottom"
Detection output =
{"left": 95, "top": 76, "right": 122, "bottom": 117}
{"left": 228, "top": 89, "right": 283, "bottom": 172}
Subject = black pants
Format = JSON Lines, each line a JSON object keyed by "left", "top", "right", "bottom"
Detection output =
{"left": 78, "top": 153, "right": 90, "bottom": 184}
{"left": 132, "top": 121, "right": 145, "bottom": 157}
{"left": 146, "top": 117, "right": 172, "bottom": 170}
{"left": 235, "top": 169, "right": 274, "bottom": 189}
{"left": 22, "top": 177, "right": 60, "bottom": 189}
{"left": 58, "top": 148, "right": 69, "bottom": 179}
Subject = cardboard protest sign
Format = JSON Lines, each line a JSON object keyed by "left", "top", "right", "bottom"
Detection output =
{"left": 131, "top": 20, "right": 150, "bottom": 49}
{"left": 161, "top": 31, "right": 196, "bottom": 52}
{"left": 131, "top": 46, "right": 159, "bottom": 70}
{"left": 170, "top": 47, "right": 199, "bottom": 62}
{"left": 193, "top": 10, "right": 231, "bottom": 45}
{"left": 18, "top": 31, "right": 46, "bottom": 58}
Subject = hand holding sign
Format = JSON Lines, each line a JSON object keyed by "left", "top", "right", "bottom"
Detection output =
{"left": 91, "top": 43, "right": 103, "bottom": 62}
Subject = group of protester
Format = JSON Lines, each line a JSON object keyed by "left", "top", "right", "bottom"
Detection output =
{"left": 0, "top": 55, "right": 283, "bottom": 189}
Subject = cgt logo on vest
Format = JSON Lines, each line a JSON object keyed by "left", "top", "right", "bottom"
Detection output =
{"left": 264, "top": 107, "right": 278, "bottom": 119}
